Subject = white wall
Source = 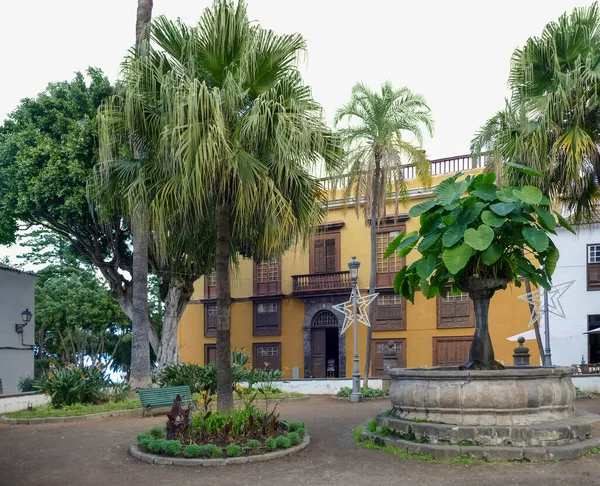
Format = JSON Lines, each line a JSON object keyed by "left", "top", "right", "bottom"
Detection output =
{"left": 0, "top": 268, "right": 36, "bottom": 394}
{"left": 550, "top": 224, "right": 600, "bottom": 366}
{"left": 0, "top": 392, "right": 50, "bottom": 414}
{"left": 240, "top": 379, "right": 383, "bottom": 395}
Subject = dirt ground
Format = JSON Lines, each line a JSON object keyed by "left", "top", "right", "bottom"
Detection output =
{"left": 2, "top": 396, "right": 600, "bottom": 486}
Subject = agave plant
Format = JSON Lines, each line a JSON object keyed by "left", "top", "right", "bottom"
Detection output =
{"left": 386, "top": 166, "right": 575, "bottom": 370}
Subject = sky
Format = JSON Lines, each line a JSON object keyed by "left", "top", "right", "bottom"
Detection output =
{"left": 0, "top": 0, "right": 593, "bottom": 265}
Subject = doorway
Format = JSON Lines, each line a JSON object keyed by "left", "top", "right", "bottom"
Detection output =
{"left": 588, "top": 315, "right": 600, "bottom": 364}
{"left": 311, "top": 310, "right": 341, "bottom": 378}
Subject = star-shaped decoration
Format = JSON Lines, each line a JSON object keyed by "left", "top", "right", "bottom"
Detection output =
{"left": 517, "top": 280, "right": 574, "bottom": 327}
{"left": 332, "top": 288, "right": 379, "bottom": 335}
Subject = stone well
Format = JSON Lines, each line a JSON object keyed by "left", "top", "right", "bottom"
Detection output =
{"left": 389, "top": 366, "right": 576, "bottom": 426}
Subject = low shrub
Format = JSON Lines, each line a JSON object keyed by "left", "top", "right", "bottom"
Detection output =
{"left": 226, "top": 444, "right": 243, "bottom": 457}
{"left": 163, "top": 440, "right": 182, "bottom": 456}
{"left": 183, "top": 444, "right": 202, "bottom": 458}
{"left": 137, "top": 433, "right": 151, "bottom": 450}
{"left": 148, "top": 426, "right": 166, "bottom": 440}
{"left": 246, "top": 439, "right": 261, "bottom": 449}
{"left": 33, "top": 365, "right": 111, "bottom": 408}
{"left": 286, "top": 432, "right": 301, "bottom": 445}
{"left": 275, "top": 435, "right": 291, "bottom": 449}
{"left": 148, "top": 439, "right": 169, "bottom": 453}
{"left": 336, "top": 386, "right": 389, "bottom": 399}
{"left": 265, "top": 438, "right": 277, "bottom": 450}
{"left": 198, "top": 444, "right": 222, "bottom": 458}
{"left": 287, "top": 422, "right": 305, "bottom": 433}
{"left": 18, "top": 375, "right": 35, "bottom": 392}
{"left": 369, "top": 418, "right": 377, "bottom": 433}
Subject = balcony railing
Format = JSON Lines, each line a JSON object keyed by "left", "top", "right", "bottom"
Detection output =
{"left": 292, "top": 271, "right": 352, "bottom": 295}
{"left": 318, "top": 153, "right": 487, "bottom": 191}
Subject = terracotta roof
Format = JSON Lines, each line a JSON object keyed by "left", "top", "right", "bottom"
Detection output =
{"left": 0, "top": 263, "right": 36, "bottom": 276}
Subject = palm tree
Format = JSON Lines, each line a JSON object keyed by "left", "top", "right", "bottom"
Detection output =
{"left": 471, "top": 3, "right": 600, "bottom": 222}
{"left": 111, "top": 1, "right": 339, "bottom": 411}
{"left": 136, "top": 0, "right": 154, "bottom": 47}
{"left": 334, "top": 82, "right": 433, "bottom": 385}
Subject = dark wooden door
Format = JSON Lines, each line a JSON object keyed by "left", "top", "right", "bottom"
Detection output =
{"left": 371, "top": 339, "right": 406, "bottom": 377}
{"left": 311, "top": 328, "right": 326, "bottom": 378}
{"left": 437, "top": 294, "right": 474, "bottom": 328}
{"left": 433, "top": 336, "right": 472, "bottom": 367}
{"left": 205, "top": 345, "right": 216, "bottom": 364}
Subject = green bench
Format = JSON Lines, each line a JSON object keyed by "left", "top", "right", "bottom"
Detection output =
{"left": 136, "top": 386, "right": 193, "bottom": 416}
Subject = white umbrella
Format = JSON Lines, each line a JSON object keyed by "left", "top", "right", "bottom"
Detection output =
{"left": 583, "top": 328, "right": 600, "bottom": 335}
{"left": 506, "top": 324, "right": 580, "bottom": 342}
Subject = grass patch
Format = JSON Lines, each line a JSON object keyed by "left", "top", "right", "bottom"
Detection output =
{"left": 369, "top": 418, "right": 377, "bottom": 432}
{"left": 575, "top": 387, "right": 598, "bottom": 399}
{"left": 6, "top": 398, "right": 141, "bottom": 419}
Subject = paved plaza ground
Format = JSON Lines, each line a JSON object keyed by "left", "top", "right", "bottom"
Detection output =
{"left": 2, "top": 396, "right": 600, "bottom": 485}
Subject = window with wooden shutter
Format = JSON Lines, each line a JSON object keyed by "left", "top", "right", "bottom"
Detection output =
{"left": 371, "top": 339, "right": 406, "bottom": 377}
{"left": 433, "top": 336, "right": 472, "bottom": 367}
{"left": 588, "top": 244, "right": 600, "bottom": 291}
{"left": 204, "top": 304, "right": 217, "bottom": 337}
{"left": 253, "top": 300, "right": 281, "bottom": 336}
{"left": 437, "top": 292, "right": 474, "bottom": 328}
{"left": 314, "top": 239, "right": 336, "bottom": 274}
{"left": 253, "top": 343, "right": 281, "bottom": 370}
{"left": 254, "top": 260, "right": 281, "bottom": 295}
{"left": 204, "top": 344, "right": 217, "bottom": 364}
{"left": 376, "top": 227, "right": 405, "bottom": 288}
{"left": 205, "top": 271, "right": 217, "bottom": 298}
{"left": 374, "top": 294, "right": 405, "bottom": 331}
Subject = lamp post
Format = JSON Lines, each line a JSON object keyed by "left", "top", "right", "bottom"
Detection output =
{"left": 348, "top": 257, "right": 363, "bottom": 403}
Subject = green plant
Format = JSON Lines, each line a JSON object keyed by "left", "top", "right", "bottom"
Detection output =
{"left": 388, "top": 170, "right": 574, "bottom": 369}
{"left": 198, "top": 444, "right": 222, "bottom": 458}
{"left": 576, "top": 387, "right": 598, "bottom": 398}
{"left": 147, "top": 439, "right": 169, "bottom": 453}
{"left": 163, "top": 440, "right": 182, "bottom": 456}
{"left": 369, "top": 418, "right": 377, "bottom": 433}
{"left": 287, "top": 422, "right": 306, "bottom": 433}
{"left": 18, "top": 376, "right": 36, "bottom": 392}
{"left": 183, "top": 444, "right": 202, "bottom": 458}
{"left": 379, "top": 425, "right": 392, "bottom": 436}
{"left": 137, "top": 433, "right": 151, "bottom": 450}
{"left": 226, "top": 444, "right": 243, "bottom": 457}
{"left": 148, "top": 426, "right": 166, "bottom": 440}
{"left": 246, "top": 439, "right": 261, "bottom": 449}
{"left": 33, "top": 364, "right": 111, "bottom": 408}
{"left": 337, "top": 387, "right": 388, "bottom": 399}
{"left": 109, "top": 381, "right": 131, "bottom": 402}
{"left": 286, "top": 432, "right": 301, "bottom": 445}
{"left": 265, "top": 438, "right": 277, "bottom": 450}
{"left": 275, "top": 435, "right": 292, "bottom": 449}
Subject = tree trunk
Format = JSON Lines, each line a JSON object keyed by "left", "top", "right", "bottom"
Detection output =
{"left": 135, "top": 0, "right": 154, "bottom": 48}
{"left": 216, "top": 203, "right": 234, "bottom": 412}
{"left": 156, "top": 277, "right": 195, "bottom": 368}
{"left": 129, "top": 210, "right": 152, "bottom": 389}
{"left": 364, "top": 153, "right": 381, "bottom": 387}
{"left": 524, "top": 279, "right": 546, "bottom": 365}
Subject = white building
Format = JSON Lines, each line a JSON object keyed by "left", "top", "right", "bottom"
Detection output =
{"left": 0, "top": 264, "right": 36, "bottom": 394}
{"left": 549, "top": 223, "right": 600, "bottom": 366}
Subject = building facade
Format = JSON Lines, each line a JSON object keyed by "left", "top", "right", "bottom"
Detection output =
{"left": 178, "top": 155, "right": 540, "bottom": 376}
{"left": 549, "top": 223, "right": 600, "bottom": 366}
{"left": 0, "top": 264, "right": 36, "bottom": 394}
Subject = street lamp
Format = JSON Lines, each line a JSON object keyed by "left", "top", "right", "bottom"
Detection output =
{"left": 15, "top": 308, "right": 33, "bottom": 334}
{"left": 348, "top": 257, "right": 363, "bottom": 403}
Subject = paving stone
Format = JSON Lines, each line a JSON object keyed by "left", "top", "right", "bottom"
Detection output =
{"left": 459, "top": 446, "right": 485, "bottom": 460}
{"left": 483, "top": 447, "right": 524, "bottom": 461}
{"left": 153, "top": 456, "right": 174, "bottom": 465}
{"left": 225, "top": 456, "right": 249, "bottom": 465}
{"left": 201, "top": 459, "right": 226, "bottom": 467}
{"left": 522, "top": 447, "right": 548, "bottom": 462}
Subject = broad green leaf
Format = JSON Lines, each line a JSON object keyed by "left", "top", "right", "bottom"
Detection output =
{"left": 383, "top": 231, "right": 405, "bottom": 258}
{"left": 464, "top": 224, "right": 494, "bottom": 251}
{"left": 540, "top": 196, "right": 551, "bottom": 206}
{"left": 455, "top": 180, "right": 469, "bottom": 198}
{"left": 456, "top": 202, "right": 486, "bottom": 226}
{"left": 554, "top": 211, "right": 576, "bottom": 234}
{"left": 420, "top": 212, "right": 443, "bottom": 235}
{"left": 496, "top": 188, "right": 518, "bottom": 203}
{"left": 435, "top": 179, "right": 458, "bottom": 205}
{"left": 441, "top": 224, "right": 466, "bottom": 247}
{"left": 522, "top": 226, "right": 549, "bottom": 252}
{"left": 482, "top": 243, "right": 503, "bottom": 265}
{"left": 505, "top": 161, "right": 545, "bottom": 177}
{"left": 443, "top": 201, "right": 460, "bottom": 211}
{"left": 398, "top": 235, "right": 420, "bottom": 257}
{"left": 545, "top": 246, "right": 560, "bottom": 277}
{"left": 481, "top": 210, "right": 504, "bottom": 227}
{"left": 442, "top": 243, "right": 474, "bottom": 274}
{"left": 490, "top": 202, "right": 515, "bottom": 216}
{"left": 393, "top": 267, "right": 408, "bottom": 297}
{"left": 385, "top": 231, "right": 419, "bottom": 259}
{"left": 418, "top": 232, "right": 441, "bottom": 252}
{"left": 513, "top": 186, "right": 543, "bottom": 204}
{"left": 420, "top": 279, "right": 431, "bottom": 297}
{"left": 534, "top": 206, "right": 556, "bottom": 232}
{"left": 417, "top": 254, "right": 437, "bottom": 280}
{"left": 409, "top": 199, "right": 436, "bottom": 218}
{"left": 471, "top": 183, "right": 498, "bottom": 201}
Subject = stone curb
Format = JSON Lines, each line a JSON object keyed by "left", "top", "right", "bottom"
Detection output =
{"left": 128, "top": 434, "right": 311, "bottom": 466}
{"left": 360, "top": 423, "right": 600, "bottom": 462}
{"left": 0, "top": 408, "right": 144, "bottom": 425}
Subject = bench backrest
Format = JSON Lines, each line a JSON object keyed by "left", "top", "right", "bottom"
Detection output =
{"left": 136, "top": 386, "right": 193, "bottom": 408}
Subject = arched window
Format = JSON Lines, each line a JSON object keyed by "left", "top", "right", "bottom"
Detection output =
{"left": 311, "top": 310, "right": 338, "bottom": 328}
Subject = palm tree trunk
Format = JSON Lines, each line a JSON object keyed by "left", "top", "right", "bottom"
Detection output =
{"left": 135, "top": 0, "right": 154, "bottom": 48}
{"left": 216, "top": 202, "right": 234, "bottom": 412}
{"left": 130, "top": 210, "right": 152, "bottom": 389}
{"left": 364, "top": 154, "right": 381, "bottom": 387}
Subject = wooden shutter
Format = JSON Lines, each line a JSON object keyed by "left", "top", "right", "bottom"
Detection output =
{"left": 588, "top": 244, "right": 600, "bottom": 291}
{"left": 374, "top": 295, "right": 405, "bottom": 331}
{"left": 312, "top": 236, "right": 338, "bottom": 274}
{"left": 371, "top": 339, "right": 406, "bottom": 377}
{"left": 437, "top": 293, "right": 474, "bottom": 328}
{"left": 204, "top": 345, "right": 217, "bottom": 364}
{"left": 325, "top": 239, "right": 336, "bottom": 273}
{"left": 254, "top": 261, "right": 281, "bottom": 295}
{"left": 314, "top": 240, "right": 326, "bottom": 274}
{"left": 253, "top": 301, "right": 281, "bottom": 336}
{"left": 204, "top": 304, "right": 217, "bottom": 337}
{"left": 433, "top": 336, "right": 472, "bottom": 367}
{"left": 253, "top": 343, "right": 281, "bottom": 370}
{"left": 311, "top": 329, "right": 326, "bottom": 378}
{"left": 376, "top": 227, "right": 405, "bottom": 288}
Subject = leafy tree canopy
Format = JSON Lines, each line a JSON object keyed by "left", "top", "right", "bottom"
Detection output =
{"left": 387, "top": 169, "right": 575, "bottom": 303}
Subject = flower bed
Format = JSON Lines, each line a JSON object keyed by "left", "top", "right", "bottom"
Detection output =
{"left": 5, "top": 398, "right": 141, "bottom": 419}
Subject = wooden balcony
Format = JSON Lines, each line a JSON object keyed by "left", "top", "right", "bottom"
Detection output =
{"left": 292, "top": 271, "right": 352, "bottom": 296}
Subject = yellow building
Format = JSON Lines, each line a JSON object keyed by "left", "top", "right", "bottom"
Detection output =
{"left": 178, "top": 154, "right": 540, "bottom": 377}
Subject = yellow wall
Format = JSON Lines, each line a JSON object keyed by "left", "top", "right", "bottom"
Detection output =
{"left": 179, "top": 168, "right": 541, "bottom": 374}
